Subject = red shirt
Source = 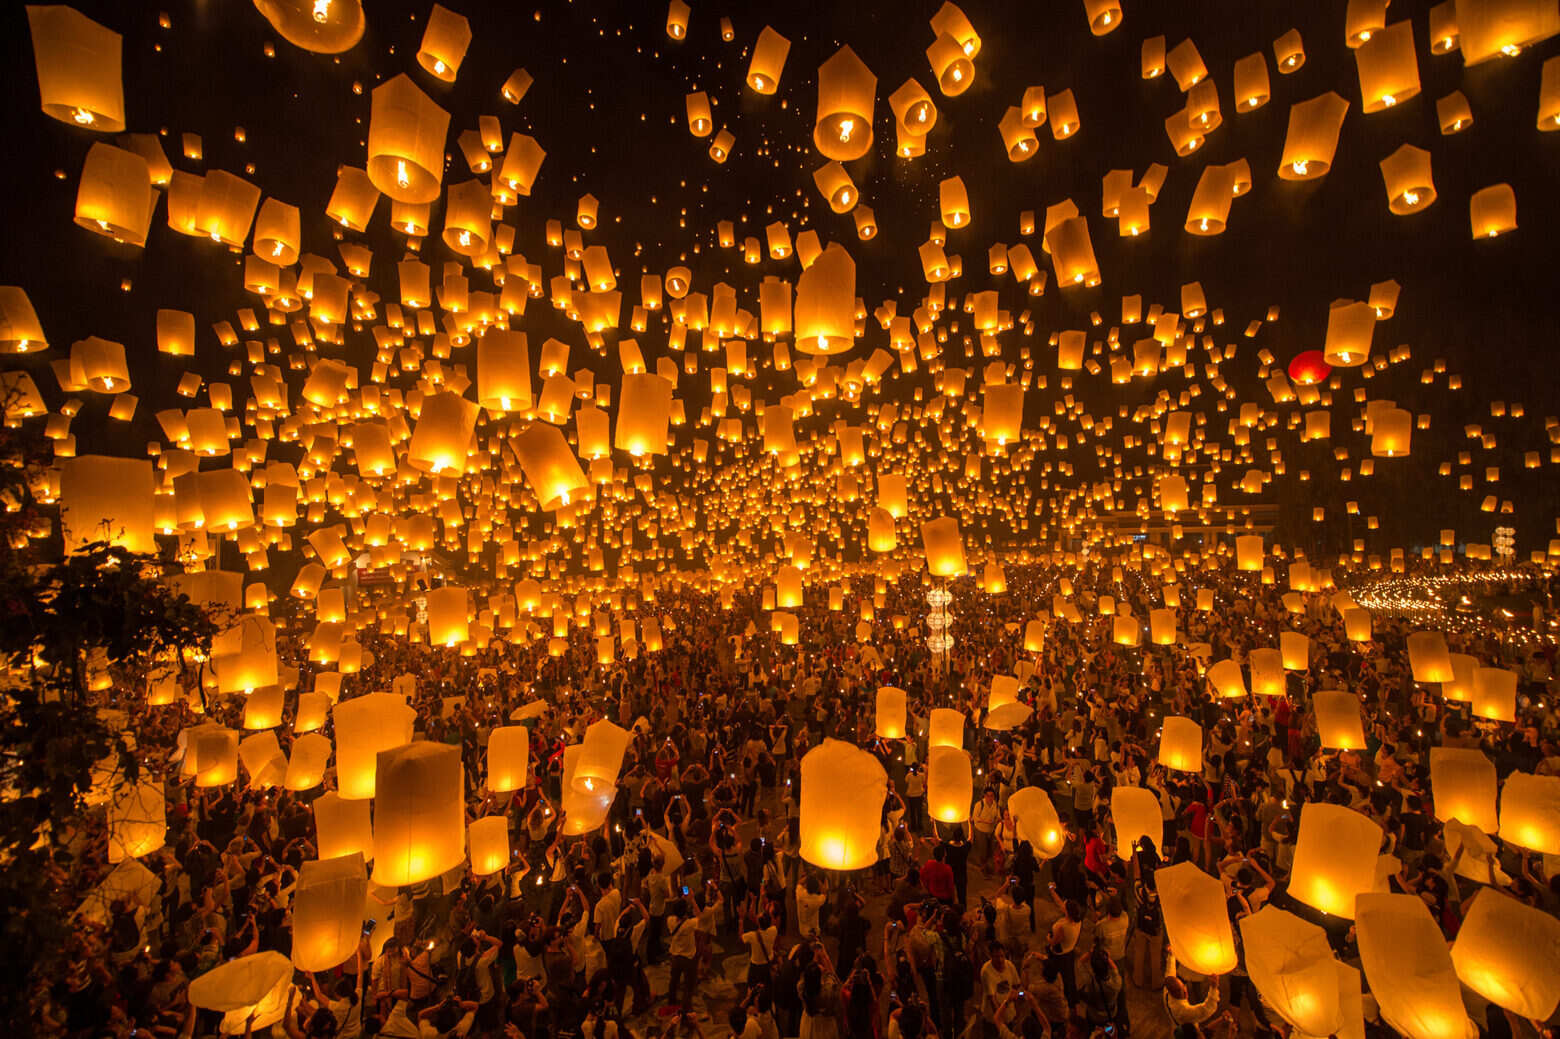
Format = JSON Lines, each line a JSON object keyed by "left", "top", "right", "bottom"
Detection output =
{"left": 919, "top": 859, "right": 956, "bottom": 900}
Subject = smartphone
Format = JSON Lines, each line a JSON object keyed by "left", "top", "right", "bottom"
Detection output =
{"left": 635, "top": 808, "right": 643, "bottom": 817}
{"left": 681, "top": 885, "right": 690, "bottom": 895}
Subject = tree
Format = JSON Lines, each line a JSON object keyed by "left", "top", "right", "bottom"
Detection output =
{"left": 0, "top": 412, "right": 218, "bottom": 1024}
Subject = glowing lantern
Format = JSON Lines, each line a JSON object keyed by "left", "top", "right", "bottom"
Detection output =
{"left": 926, "top": 31, "right": 973, "bottom": 95}
{"left": 283, "top": 733, "right": 331, "bottom": 790}
{"left": 1240, "top": 907, "right": 1344, "bottom": 1037}
{"left": 1206, "top": 658, "right": 1247, "bottom": 699}
{"left": 1458, "top": 0, "right": 1560, "bottom": 64}
{"left": 814, "top": 45, "right": 876, "bottom": 161}
{"left": 1110, "top": 786, "right": 1163, "bottom": 860}
{"left": 1083, "top": 0, "right": 1122, "bottom": 34}
{"left": 1158, "top": 862, "right": 1239, "bottom": 975}
{"left": 800, "top": 739, "right": 887, "bottom": 870}
{"left": 938, "top": 176, "right": 970, "bottom": 228}
{"left": 514, "top": 422, "right": 588, "bottom": 509}
{"left": 291, "top": 854, "right": 367, "bottom": 972}
{"left": 1540, "top": 54, "right": 1560, "bottom": 128}
{"left": 1278, "top": 92, "right": 1349, "bottom": 179}
{"left": 1473, "top": 666, "right": 1518, "bottom": 722}
{"left": 1379, "top": 143, "right": 1436, "bottom": 214}
{"left": 372, "top": 742, "right": 464, "bottom": 887}
{"left": 426, "top": 586, "right": 469, "bottom": 648}
{"left": 416, "top": 3, "right": 470, "bottom": 81}
{"left": 1314, "top": 690, "right": 1366, "bottom": 750}
{"left": 365, "top": 71, "right": 452, "bottom": 200}
{"left": 1186, "top": 164, "right": 1236, "bottom": 235}
{"left": 794, "top": 243, "right": 856, "bottom": 354}
{"left": 1431, "top": 747, "right": 1498, "bottom": 832}
{"left": 615, "top": 373, "right": 673, "bottom": 456}
{"left": 1406, "top": 631, "right": 1453, "bottom": 682}
{"left": 1289, "top": 803, "right": 1381, "bottom": 918}
{"left": 1048, "top": 89, "right": 1080, "bottom": 138}
{"left": 187, "top": 952, "right": 294, "bottom": 1035}
{"left": 188, "top": 725, "right": 240, "bottom": 787}
{"left": 1370, "top": 406, "right": 1412, "bottom": 456}
{"left": 1008, "top": 787, "right": 1065, "bottom": 859}
{"left": 486, "top": 725, "right": 530, "bottom": 792}
{"left": 1236, "top": 534, "right": 1264, "bottom": 571}
{"left": 1234, "top": 51, "right": 1270, "bottom": 109}
{"left": 214, "top": 614, "right": 279, "bottom": 695}
{"left": 748, "top": 26, "right": 790, "bottom": 93}
{"left": 1112, "top": 615, "right": 1140, "bottom": 647}
{"left": 921, "top": 516, "right": 966, "bottom": 576}
{"left": 107, "top": 780, "right": 165, "bottom": 862}
{"left": 1451, "top": 888, "right": 1560, "bottom": 1020}
{"left": 1158, "top": 716, "right": 1202, "bottom": 773}
{"left": 1341, "top": 607, "right": 1372, "bottom": 642}
{"left": 333, "top": 693, "right": 414, "bottom": 800}
{"left": 1497, "top": 772, "right": 1560, "bottom": 854}
{"left": 1274, "top": 28, "right": 1306, "bottom": 71}
{"left": 467, "top": 816, "right": 511, "bottom": 877}
{"left": 1147, "top": 608, "right": 1175, "bottom": 646}
{"left": 929, "top": 708, "right": 965, "bottom": 749}
{"left": 477, "top": 329, "right": 532, "bottom": 413}
{"left": 407, "top": 391, "right": 478, "bottom": 474}
{"left": 60, "top": 455, "right": 155, "bottom": 554}
{"left": 1355, "top": 22, "right": 1420, "bottom": 112}
{"left": 665, "top": 0, "right": 689, "bottom": 39}
{"left": 1046, "top": 215, "right": 1098, "bottom": 286}
{"left": 575, "top": 719, "right": 632, "bottom": 794}
{"left": 928, "top": 746, "right": 973, "bottom": 823}
{"left": 314, "top": 792, "right": 373, "bottom": 861}
{"left": 876, "top": 686, "right": 907, "bottom": 738}
{"left": 1356, "top": 894, "right": 1473, "bottom": 1039}
{"left": 1324, "top": 301, "right": 1376, "bottom": 367}
{"left": 74, "top": 144, "right": 152, "bottom": 246}
{"left": 1470, "top": 184, "right": 1517, "bottom": 238}
{"left": 26, "top": 5, "right": 125, "bottom": 131}
{"left": 1247, "top": 649, "right": 1284, "bottom": 697}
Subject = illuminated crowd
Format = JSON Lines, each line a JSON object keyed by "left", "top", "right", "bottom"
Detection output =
{"left": 32, "top": 558, "right": 1560, "bottom": 1039}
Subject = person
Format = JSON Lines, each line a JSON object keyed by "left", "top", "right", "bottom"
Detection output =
{"left": 1164, "top": 952, "right": 1221, "bottom": 1028}
{"left": 739, "top": 906, "right": 778, "bottom": 993}
{"left": 1076, "top": 944, "right": 1124, "bottom": 1032}
{"left": 971, "top": 790, "right": 1002, "bottom": 875}
{"left": 919, "top": 845, "right": 957, "bottom": 905}
{"left": 665, "top": 896, "right": 699, "bottom": 1011}
{"left": 1043, "top": 883, "right": 1084, "bottom": 1004}
{"left": 978, "top": 942, "right": 1020, "bottom": 1020}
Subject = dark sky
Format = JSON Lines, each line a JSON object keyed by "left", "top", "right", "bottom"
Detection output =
{"left": 3, "top": 0, "right": 1559, "bottom": 564}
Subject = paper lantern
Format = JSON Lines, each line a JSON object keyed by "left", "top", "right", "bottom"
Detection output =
{"left": 333, "top": 693, "right": 414, "bottom": 800}
{"left": 188, "top": 725, "right": 240, "bottom": 787}
{"left": 1458, "top": 0, "right": 1560, "bottom": 65}
{"left": 937, "top": 175, "right": 970, "bottom": 228}
{"left": 1289, "top": 803, "right": 1381, "bottom": 918}
{"left": 1048, "top": 89, "right": 1080, "bottom": 139}
{"left": 26, "top": 5, "right": 124, "bottom": 131}
{"left": 1379, "top": 143, "right": 1436, "bottom": 214}
{"left": 928, "top": 708, "right": 964, "bottom": 749}
{"left": 1158, "top": 862, "right": 1239, "bottom": 975}
{"left": 1404, "top": 631, "right": 1453, "bottom": 682}
{"left": 513, "top": 422, "right": 588, "bottom": 510}
{"left": 574, "top": 719, "right": 632, "bottom": 794}
{"left": 1083, "top": 0, "right": 1122, "bottom": 34}
{"left": 1158, "top": 716, "right": 1202, "bottom": 772}
{"left": 1341, "top": 607, "right": 1372, "bottom": 642}
{"left": 814, "top": 45, "right": 875, "bottom": 161}
{"left": 369, "top": 75, "right": 452, "bottom": 204}
{"left": 1206, "top": 658, "right": 1247, "bottom": 699}
{"left": 1046, "top": 215, "right": 1097, "bottom": 285}
{"left": 486, "top": 725, "right": 530, "bottom": 792}
{"left": 1110, "top": 786, "right": 1162, "bottom": 861}
{"left": 1278, "top": 92, "right": 1349, "bottom": 179}
{"left": 1185, "top": 164, "right": 1236, "bottom": 235}
{"left": 468, "top": 815, "right": 510, "bottom": 876}
{"left": 664, "top": 0, "right": 689, "bottom": 38}
{"left": 1357, "top": 894, "right": 1473, "bottom": 1039}
{"left": 1248, "top": 649, "right": 1285, "bottom": 697}
{"left": 1241, "top": 907, "right": 1344, "bottom": 1037}
{"left": 1540, "top": 54, "right": 1560, "bottom": 129}
{"left": 426, "top": 586, "right": 469, "bottom": 648}
{"left": 615, "top": 373, "right": 674, "bottom": 456}
{"left": 1370, "top": 406, "right": 1412, "bottom": 456}
{"left": 927, "top": 746, "right": 973, "bottom": 824}
{"left": 921, "top": 516, "right": 966, "bottom": 576}
{"left": 74, "top": 144, "right": 152, "bottom": 246}
{"left": 0, "top": 286, "right": 46, "bottom": 354}
{"left": 1470, "top": 183, "right": 1517, "bottom": 238}
{"left": 1499, "top": 772, "right": 1560, "bottom": 854}
{"left": 794, "top": 243, "right": 855, "bottom": 354}
{"left": 407, "top": 391, "right": 479, "bottom": 474}
{"left": 876, "top": 686, "right": 907, "bottom": 738}
{"left": 800, "top": 739, "right": 887, "bottom": 870}
{"left": 1355, "top": 21, "right": 1420, "bottom": 112}
{"left": 1473, "top": 665, "right": 1518, "bottom": 721}
{"left": 1167, "top": 38, "right": 1207, "bottom": 88}
{"left": 188, "top": 952, "right": 294, "bottom": 1034}
{"left": 1431, "top": 747, "right": 1498, "bottom": 832}
{"left": 291, "top": 854, "right": 367, "bottom": 972}
{"left": 1008, "top": 787, "right": 1065, "bottom": 859}
{"left": 283, "top": 732, "right": 330, "bottom": 790}
{"left": 1440, "top": 652, "right": 1477, "bottom": 701}
{"left": 1311, "top": 690, "right": 1365, "bottom": 750}
{"left": 747, "top": 26, "right": 790, "bottom": 93}
{"left": 476, "top": 329, "right": 532, "bottom": 413}
{"left": 1234, "top": 51, "right": 1270, "bottom": 110}
{"left": 416, "top": 3, "right": 470, "bottom": 80}
{"left": 372, "top": 742, "right": 464, "bottom": 886}
{"left": 442, "top": 179, "right": 491, "bottom": 256}
{"left": 254, "top": 0, "right": 365, "bottom": 53}
{"left": 107, "top": 780, "right": 165, "bottom": 862}
{"left": 1452, "top": 888, "right": 1560, "bottom": 1020}
{"left": 1236, "top": 534, "right": 1264, "bottom": 571}
{"left": 314, "top": 792, "right": 373, "bottom": 861}
{"left": 59, "top": 455, "right": 155, "bottom": 554}
{"left": 1142, "top": 608, "right": 1174, "bottom": 646}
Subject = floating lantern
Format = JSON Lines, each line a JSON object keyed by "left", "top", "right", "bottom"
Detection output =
{"left": 814, "top": 45, "right": 875, "bottom": 161}
{"left": 1290, "top": 803, "right": 1382, "bottom": 918}
{"left": 1110, "top": 786, "right": 1162, "bottom": 860}
{"left": 1357, "top": 894, "right": 1473, "bottom": 1039}
{"left": 1470, "top": 184, "right": 1517, "bottom": 238}
{"left": 1158, "top": 716, "right": 1202, "bottom": 772}
{"left": 107, "top": 780, "right": 165, "bottom": 862}
{"left": 1451, "top": 889, "right": 1560, "bottom": 1020}
{"left": 291, "top": 854, "right": 367, "bottom": 972}
{"left": 921, "top": 516, "right": 966, "bottom": 576}
{"left": 1240, "top": 907, "right": 1344, "bottom": 1037}
{"left": 1278, "top": 93, "right": 1350, "bottom": 180}
{"left": 1355, "top": 21, "right": 1420, "bottom": 112}
{"left": 1379, "top": 143, "right": 1436, "bottom": 214}
{"left": 929, "top": 708, "right": 965, "bottom": 749}
{"left": 468, "top": 816, "right": 510, "bottom": 876}
{"left": 1499, "top": 772, "right": 1560, "bottom": 854}
{"left": 1473, "top": 666, "right": 1518, "bottom": 722}
{"left": 876, "top": 686, "right": 907, "bottom": 738}
{"left": 314, "top": 792, "right": 373, "bottom": 862}
{"left": 372, "top": 742, "right": 465, "bottom": 887}
{"left": 26, "top": 5, "right": 125, "bottom": 131}
{"left": 333, "top": 693, "right": 415, "bottom": 800}
{"left": 800, "top": 739, "right": 887, "bottom": 870}
{"left": 927, "top": 746, "right": 973, "bottom": 823}
{"left": 1431, "top": 747, "right": 1498, "bottom": 832}
{"left": 1009, "top": 787, "right": 1065, "bottom": 858}
{"left": 1158, "top": 862, "right": 1239, "bottom": 975}
{"left": 416, "top": 3, "right": 470, "bottom": 81}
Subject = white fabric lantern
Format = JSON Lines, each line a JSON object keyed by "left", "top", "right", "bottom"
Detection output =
{"left": 1430, "top": 747, "right": 1498, "bottom": 832}
{"left": 1110, "top": 785, "right": 1163, "bottom": 860}
{"left": 1450, "top": 888, "right": 1560, "bottom": 1021}
{"left": 1356, "top": 893, "right": 1473, "bottom": 1039}
{"left": 1158, "top": 862, "right": 1238, "bottom": 975}
{"left": 371, "top": 742, "right": 465, "bottom": 886}
{"left": 291, "top": 854, "right": 367, "bottom": 972}
{"left": 800, "top": 738, "right": 887, "bottom": 870}
{"left": 1288, "top": 803, "right": 1382, "bottom": 919}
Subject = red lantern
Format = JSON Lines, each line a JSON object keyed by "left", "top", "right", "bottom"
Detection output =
{"left": 1287, "top": 350, "right": 1331, "bottom": 385}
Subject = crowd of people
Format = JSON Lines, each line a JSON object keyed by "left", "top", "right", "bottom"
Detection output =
{"left": 31, "top": 559, "right": 1560, "bottom": 1039}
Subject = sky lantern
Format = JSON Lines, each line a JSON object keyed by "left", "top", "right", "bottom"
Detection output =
{"left": 513, "top": 422, "right": 588, "bottom": 509}
{"left": 1008, "top": 787, "right": 1065, "bottom": 858}
{"left": 1158, "top": 716, "right": 1202, "bottom": 772}
{"left": 814, "top": 45, "right": 876, "bottom": 161}
{"left": 801, "top": 739, "right": 886, "bottom": 870}
{"left": 417, "top": 3, "right": 470, "bottom": 81}
{"left": 921, "top": 516, "right": 966, "bottom": 576}
{"left": 1355, "top": 21, "right": 1420, "bottom": 112}
{"left": 1083, "top": 0, "right": 1122, "bottom": 35}
{"left": 1470, "top": 183, "right": 1517, "bottom": 238}
{"left": 333, "top": 692, "right": 415, "bottom": 800}
{"left": 1314, "top": 690, "right": 1366, "bottom": 750}
{"left": 1158, "top": 862, "right": 1238, "bottom": 975}
{"left": 1241, "top": 907, "right": 1344, "bottom": 1036}
{"left": 1379, "top": 143, "right": 1436, "bottom": 214}
{"left": 1110, "top": 786, "right": 1161, "bottom": 859}
{"left": 1499, "top": 772, "right": 1560, "bottom": 854}
{"left": 1289, "top": 803, "right": 1381, "bottom": 918}
{"left": 876, "top": 686, "right": 907, "bottom": 738}
{"left": 187, "top": 952, "right": 294, "bottom": 1035}
{"left": 1451, "top": 889, "right": 1560, "bottom": 1020}
{"left": 74, "top": 144, "right": 152, "bottom": 246}
{"left": 1357, "top": 894, "right": 1473, "bottom": 1039}
{"left": 927, "top": 31, "right": 974, "bottom": 95}
{"left": 1278, "top": 92, "right": 1349, "bottom": 180}
{"left": 1234, "top": 52, "right": 1270, "bottom": 110}
{"left": 367, "top": 75, "right": 448, "bottom": 204}
{"left": 26, "top": 5, "right": 124, "bottom": 132}
{"left": 928, "top": 746, "right": 973, "bottom": 823}
{"left": 748, "top": 26, "right": 790, "bottom": 93}
{"left": 372, "top": 742, "right": 465, "bottom": 887}
{"left": 1473, "top": 665, "right": 1518, "bottom": 721}
{"left": 1458, "top": 0, "right": 1560, "bottom": 64}
{"left": 1431, "top": 747, "right": 1498, "bottom": 832}
{"left": 291, "top": 854, "right": 367, "bottom": 972}
{"left": 794, "top": 243, "right": 856, "bottom": 354}
{"left": 107, "top": 780, "right": 165, "bottom": 862}
{"left": 1323, "top": 300, "right": 1376, "bottom": 367}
